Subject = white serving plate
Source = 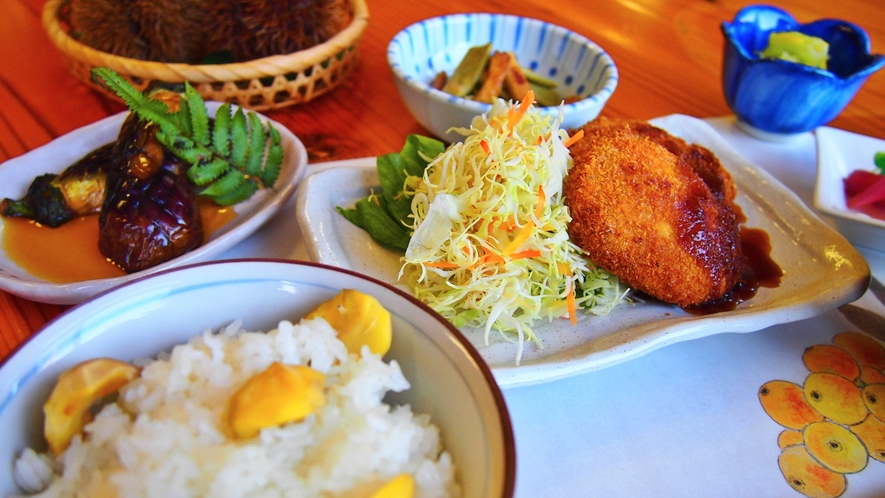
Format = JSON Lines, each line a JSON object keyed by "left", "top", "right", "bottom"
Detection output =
{"left": 295, "top": 114, "right": 871, "bottom": 388}
{"left": 0, "top": 260, "right": 515, "bottom": 497}
{"left": 814, "top": 126, "right": 885, "bottom": 251}
{"left": 0, "top": 103, "right": 308, "bottom": 305}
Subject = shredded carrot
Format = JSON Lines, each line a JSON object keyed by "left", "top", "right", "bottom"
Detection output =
{"left": 469, "top": 245, "right": 503, "bottom": 269}
{"left": 536, "top": 135, "right": 543, "bottom": 145}
{"left": 468, "top": 249, "right": 485, "bottom": 269}
{"left": 480, "top": 139, "right": 490, "bottom": 155}
{"left": 502, "top": 221, "right": 534, "bottom": 256}
{"left": 534, "top": 185, "right": 546, "bottom": 220}
{"left": 511, "top": 249, "right": 541, "bottom": 260}
{"left": 563, "top": 129, "right": 584, "bottom": 148}
{"left": 507, "top": 89, "right": 535, "bottom": 128}
{"left": 500, "top": 217, "right": 516, "bottom": 231}
{"left": 497, "top": 185, "right": 547, "bottom": 257}
{"left": 566, "top": 280, "right": 577, "bottom": 326}
{"left": 424, "top": 261, "right": 460, "bottom": 269}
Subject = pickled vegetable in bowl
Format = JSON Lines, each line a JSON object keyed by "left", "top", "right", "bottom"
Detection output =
{"left": 842, "top": 151, "right": 885, "bottom": 221}
{"left": 759, "top": 31, "right": 829, "bottom": 69}
{"left": 814, "top": 127, "right": 885, "bottom": 250}
{"left": 721, "top": 4, "right": 885, "bottom": 137}
{"left": 431, "top": 43, "right": 577, "bottom": 106}
{"left": 388, "top": 13, "right": 617, "bottom": 142}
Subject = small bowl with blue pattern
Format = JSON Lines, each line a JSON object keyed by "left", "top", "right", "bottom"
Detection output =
{"left": 387, "top": 13, "right": 618, "bottom": 142}
{"left": 721, "top": 4, "right": 885, "bottom": 141}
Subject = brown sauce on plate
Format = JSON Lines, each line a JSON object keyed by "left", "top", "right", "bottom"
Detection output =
{"left": 2, "top": 201, "right": 236, "bottom": 283}
{"left": 684, "top": 226, "right": 783, "bottom": 315}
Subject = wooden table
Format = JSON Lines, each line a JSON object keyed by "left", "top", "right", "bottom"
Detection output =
{"left": 1, "top": 0, "right": 883, "bottom": 360}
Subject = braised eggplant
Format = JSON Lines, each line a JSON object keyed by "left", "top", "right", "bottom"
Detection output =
{"left": 3, "top": 71, "right": 284, "bottom": 275}
{"left": 98, "top": 113, "right": 203, "bottom": 273}
{"left": 0, "top": 144, "right": 113, "bottom": 227}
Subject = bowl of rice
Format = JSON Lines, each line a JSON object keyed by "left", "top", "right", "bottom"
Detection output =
{"left": 0, "top": 259, "right": 515, "bottom": 497}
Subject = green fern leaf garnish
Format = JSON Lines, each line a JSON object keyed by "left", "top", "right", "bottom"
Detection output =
{"left": 261, "top": 127, "right": 283, "bottom": 187}
{"left": 183, "top": 83, "right": 210, "bottom": 146}
{"left": 212, "top": 103, "right": 232, "bottom": 156}
{"left": 201, "top": 169, "right": 246, "bottom": 197}
{"left": 246, "top": 113, "right": 267, "bottom": 177}
{"left": 92, "top": 68, "right": 178, "bottom": 134}
{"left": 188, "top": 157, "right": 229, "bottom": 186}
{"left": 213, "top": 181, "right": 259, "bottom": 206}
{"left": 179, "top": 98, "right": 194, "bottom": 137}
{"left": 230, "top": 108, "right": 249, "bottom": 167}
{"left": 91, "top": 67, "right": 285, "bottom": 206}
{"left": 161, "top": 135, "right": 198, "bottom": 162}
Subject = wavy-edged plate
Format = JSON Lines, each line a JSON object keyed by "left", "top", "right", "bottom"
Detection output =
{"left": 295, "top": 114, "right": 870, "bottom": 388}
{"left": 0, "top": 103, "right": 308, "bottom": 305}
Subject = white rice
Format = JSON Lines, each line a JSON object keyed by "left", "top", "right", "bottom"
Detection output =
{"left": 13, "top": 318, "right": 458, "bottom": 497}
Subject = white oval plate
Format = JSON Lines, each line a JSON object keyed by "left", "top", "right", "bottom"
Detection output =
{"left": 814, "top": 126, "right": 885, "bottom": 251}
{"left": 0, "top": 103, "right": 308, "bottom": 305}
{"left": 295, "top": 114, "right": 871, "bottom": 388}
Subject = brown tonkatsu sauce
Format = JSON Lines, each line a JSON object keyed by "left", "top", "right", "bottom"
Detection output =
{"left": 684, "top": 226, "right": 782, "bottom": 315}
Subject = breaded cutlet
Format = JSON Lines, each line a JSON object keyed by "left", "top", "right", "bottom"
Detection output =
{"left": 564, "top": 117, "right": 743, "bottom": 307}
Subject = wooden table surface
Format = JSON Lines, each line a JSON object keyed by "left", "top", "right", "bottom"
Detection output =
{"left": 1, "top": 0, "right": 884, "bottom": 361}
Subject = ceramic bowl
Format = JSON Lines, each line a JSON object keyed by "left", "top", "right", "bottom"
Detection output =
{"left": 387, "top": 13, "right": 618, "bottom": 142}
{"left": 0, "top": 260, "right": 516, "bottom": 497}
{"left": 814, "top": 127, "right": 885, "bottom": 251}
{"left": 721, "top": 4, "right": 884, "bottom": 140}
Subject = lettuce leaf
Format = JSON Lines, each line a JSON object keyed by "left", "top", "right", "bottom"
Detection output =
{"left": 338, "top": 134, "right": 445, "bottom": 251}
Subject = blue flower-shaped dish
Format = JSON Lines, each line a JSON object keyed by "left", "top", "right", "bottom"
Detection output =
{"left": 721, "top": 5, "right": 884, "bottom": 139}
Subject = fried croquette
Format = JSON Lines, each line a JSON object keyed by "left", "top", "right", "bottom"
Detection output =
{"left": 564, "top": 118, "right": 743, "bottom": 307}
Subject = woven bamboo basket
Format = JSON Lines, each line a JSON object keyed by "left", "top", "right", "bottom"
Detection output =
{"left": 42, "top": 0, "right": 369, "bottom": 111}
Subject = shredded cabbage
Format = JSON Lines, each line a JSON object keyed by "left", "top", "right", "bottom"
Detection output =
{"left": 398, "top": 98, "right": 628, "bottom": 364}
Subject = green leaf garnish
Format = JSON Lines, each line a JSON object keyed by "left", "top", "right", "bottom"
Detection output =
{"left": 91, "top": 67, "right": 283, "bottom": 206}
{"left": 337, "top": 195, "right": 412, "bottom": 251}
{"left": 188, "top": 157, "right": 229, "bottom": 186}
{"left": 261, "top": 126, "right": 283, "bottom": 187}
{"left": 212, "top": 103, "right": 232, "bottom": 156}
{"left": 184, "top": 83, "right": 210, "bottom": 146}
{"left": 246, "top": 112, "right": 267, "bottom": 177}
{"left": 201, "top": 169, "right": 246, "bottom": 197}
{"left": 337, "top": 134, "right": 445, "bottom": 251}
{"left": 230, "top": 108, "right": 249, "bottom": 167}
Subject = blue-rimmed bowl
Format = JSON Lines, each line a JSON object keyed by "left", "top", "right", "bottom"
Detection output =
{"left": 388, "top": 13, "right": 618, "bottom": 142}
{"left": 0, "top": 260, "right": 516, "bottom": 497}
{"left": 721, "top": 4, "right": 885, "bottom": 140}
